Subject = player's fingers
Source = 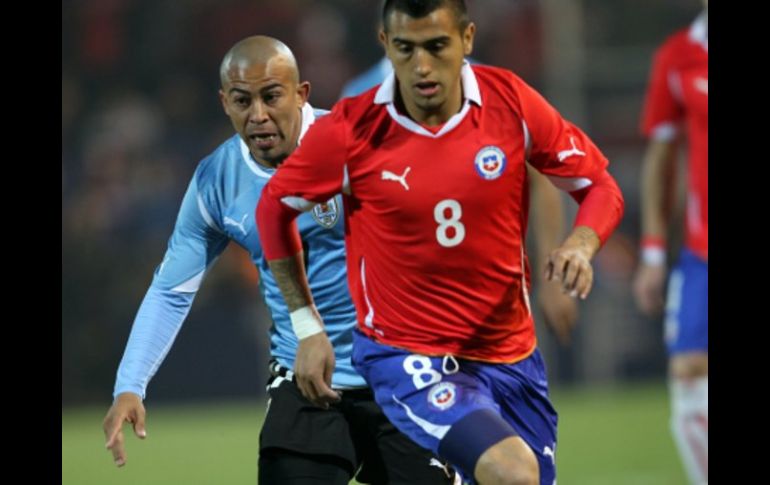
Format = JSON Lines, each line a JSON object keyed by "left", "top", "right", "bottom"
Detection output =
{"left": 104, "top": 414, "right": 124, "bottom": 449}
{"left": 543, "top": 260, "right": 554, "bottom": 281}
{"left": 307, "top": 381, "right": 328, "bottom": 409}
{"left": 633, "top": 272, "right": 664, "bottom": 314}
{"left": 296, "top": 375, "right": 317, "bottom": 405}
{"left": 549, "top": 252, "right": 567, "bottom": 282}
{"left": 322, "top": 364, "right": 340, "bottom": 403}
{"left": 312, "top": 374, "right": 340, "bottom": 407}
{"left": 562, "top": 257, "right": 581, "bottom": 293}
{"left": 578, "top": 264, "right": 594, "bottom": 299}
{"left": 319, "top": 387, "right": 340, "bottom": 405}
{"left": 133, "top": 411, "right": 147, "bottom": 439}
{"left": 109, "top": 430, "right": 127, "bottom": 467}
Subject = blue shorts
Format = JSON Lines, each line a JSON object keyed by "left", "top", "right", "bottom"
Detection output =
{"left": 665, "top": 248, "right": 708, "bottom": 354}
{"left": 352, "top": 329, "right": 558, "bottom": 484}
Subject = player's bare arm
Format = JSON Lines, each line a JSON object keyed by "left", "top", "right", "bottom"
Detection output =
{"left": 528, "top": 167, "right": 578, "bottom": 345}
{"left": 268, "top": 252, "right": 314, "bottom": 312}
{"left": 633, "top": 138, "right": 679, "bottom": 315}
{"left": 102, "top": 392, "right": 147, "bottom": 467}
{"left": 267, "top": 254, "right": 341, "bottom": 408}
{"left": 546, "top": 225, "right": 601, "bottom": 300}
{"left": 639, "top": 139, "right": 678, "bottom": 241}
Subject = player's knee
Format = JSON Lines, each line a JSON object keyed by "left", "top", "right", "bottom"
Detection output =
{"left": 474, "top": 437, "right": 539, "bottom": 485}
{"left": 669, "top": 353, "right": 708, "bottom": 380}
{"left": 477, "top": 463, "right": 539, "bottom": 485}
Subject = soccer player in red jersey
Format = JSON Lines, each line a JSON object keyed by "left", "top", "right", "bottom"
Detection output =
{"left": 257, "top": 1, "right": 624, "bottom": 483}
{"left": 633, "top": 2, "right": 708, "bottom": 483}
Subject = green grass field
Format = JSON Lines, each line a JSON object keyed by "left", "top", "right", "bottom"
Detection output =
{"left": 63, "top": 381, "right": 687, "bottom": 484}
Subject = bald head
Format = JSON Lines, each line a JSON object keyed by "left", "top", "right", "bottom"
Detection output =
{"left": 219, "top": 35, "right": 300, "bottom": 88}
{"left": 218, "top": 35, "right": 310, "bottom": 169}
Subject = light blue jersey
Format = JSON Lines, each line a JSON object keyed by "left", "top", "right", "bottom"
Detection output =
{"left": 113, "top": 103, "right": 364, "bottom": 399}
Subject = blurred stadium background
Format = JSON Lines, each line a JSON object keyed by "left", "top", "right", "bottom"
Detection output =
{"left": 62, "top": 0, "right": 700, "bottom": 483}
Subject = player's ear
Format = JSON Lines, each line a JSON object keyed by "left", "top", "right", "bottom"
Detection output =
{"left": 219, "top": 89, "right": 230, "bottom": 115}
{"left": 296, "top": 81, "right": 311, "bottom": 107}
{"left": 462, "top": 22, "right": 476, "bottom": 56}
{"left": 378, "top": 28, "right": 388, "bottom": 50}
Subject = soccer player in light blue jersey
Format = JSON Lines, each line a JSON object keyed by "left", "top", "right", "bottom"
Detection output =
{"left": 102, "top": 35, "right": 456, "bottom": 485}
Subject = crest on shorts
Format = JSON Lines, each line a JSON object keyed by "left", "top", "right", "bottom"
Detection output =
{"left": 474, "top": 146, "right": 507, "bottom": 180}
{"left": 428, "top": 382, "right": 457, "bottom": 410}
{"left": 311, "top": 197, "right": 340, "bottom": 228}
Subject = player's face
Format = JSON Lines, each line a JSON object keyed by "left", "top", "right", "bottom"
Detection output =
{"left": 220, "top": 59, "right": 310, "bottom": 168}
{"left": 380, "top": 7, "right": 475, "bottom": 123}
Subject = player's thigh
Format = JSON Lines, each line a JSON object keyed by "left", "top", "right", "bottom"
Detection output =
{"left": 350, "top": 395, "right": 457, "bottom": 485}
{"left": 489, "top": 350, "right": 558, "bottom": 485}
{"left": 474, "top": 435, "right": 539, "bottom": 485}
{"left": 259, "top": 448, "right": 351, "bottom": 485}
{"left": 352, "top": 331, "right": 518, "bottom": 480}
{"left": 259, "top": 373, "right": 356, "bottom": 475}
{"left": 352, "top": 331, "right": 496, "bottom": 452}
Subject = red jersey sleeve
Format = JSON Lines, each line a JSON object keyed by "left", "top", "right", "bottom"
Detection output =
{"left": 511, "top": 74, "right": 624, "bottom": 244}
{"left": 267, "top": 104, "right": 349, "bottom": 205}
{"left": 641, "top": 39, "right": 683, "bottom": 139}
{"left": 512, "top": 74, "right": 607, "bottom": 180}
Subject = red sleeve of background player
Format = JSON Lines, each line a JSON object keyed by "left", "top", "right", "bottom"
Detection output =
{"left": 640, "top": 38, "right": 683, "bottom": 139}
{"left": 512, "top": 74, "right": 624, "bottom": 244}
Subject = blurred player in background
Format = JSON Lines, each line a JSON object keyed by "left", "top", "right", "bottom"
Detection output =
{"left": 633, "top": 1, "right": 708, "bottom": 483}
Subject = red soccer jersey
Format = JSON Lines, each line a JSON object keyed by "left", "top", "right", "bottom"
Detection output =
{"left": 641, "top": 13, "right": 708, "bottom": 260}
{"left": 266, "top": 64, "right": 622, "bottom": 362}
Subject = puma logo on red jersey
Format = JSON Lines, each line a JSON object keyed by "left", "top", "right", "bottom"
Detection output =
{"left": 557, "top": 137, "right": 586, "bottom": 162}
{"left": 382, "top": 167, "right": 411, "bottom": 191}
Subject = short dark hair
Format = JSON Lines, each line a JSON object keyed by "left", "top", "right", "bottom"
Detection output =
{"left": 382, "top": 0, "right": 469, "bottom": 33}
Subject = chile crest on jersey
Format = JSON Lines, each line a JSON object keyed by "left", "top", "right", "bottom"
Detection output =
{"left": 428, "top": 381, "right": 458, "bottom": 410}
{"left": 474, "top": 145, "right": 507, "bottom": 180}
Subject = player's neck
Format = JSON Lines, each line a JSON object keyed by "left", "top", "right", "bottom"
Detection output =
{"left": 253, "top": 157, "right": 279, "bottom": 170}
{"left": 396, "top": 82, "right": 463, "bottom": 127}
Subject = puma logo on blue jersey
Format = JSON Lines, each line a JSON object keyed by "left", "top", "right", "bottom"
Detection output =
{"left": 224, "top": 213, "right": 248, "bottom": 236}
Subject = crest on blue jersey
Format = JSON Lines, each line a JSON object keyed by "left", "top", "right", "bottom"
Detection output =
{"left": 428, "top": 382, "right": 457, "bottom": 410}
{"left": 311, "top": 197, "right": 340, "bottom": 229}
{"left": 474, "top": 146, "right": 507, "bottom": 180}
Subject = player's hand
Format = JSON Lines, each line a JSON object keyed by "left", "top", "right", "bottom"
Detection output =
{"left": 538, "top": 278, "right": 579, "bottom": 345}
{"left": 633, "top": 263, "right": 667, "bottom": 316}
{"left": 545, "top": 232, "right": 597, "bottom": 300}
{"left": 103, "top": 392, "right": 147, "bottom": 467}
{"left": 295, "top": 332, "right": 340, "bottom": 409}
